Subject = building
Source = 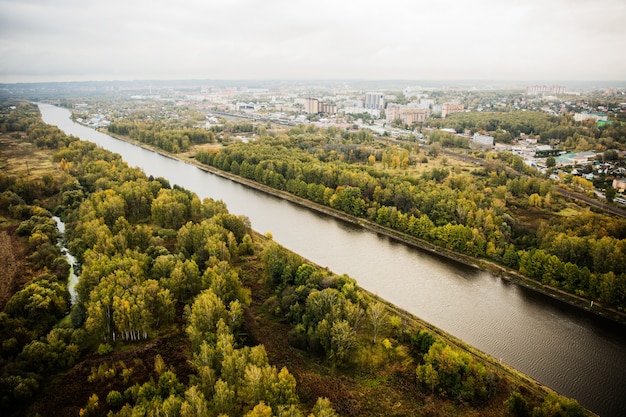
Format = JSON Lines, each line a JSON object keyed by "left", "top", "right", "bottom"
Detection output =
{"left": 574, "top": 112, "right": 608, "bottom": 122}
{"left": 472, "top": 133, "right": 494, "bottom": 146}
{"left": 526, "top": 85, "right": 565, "bottom": 95}
{"left": 419, "top": 98, "right": 435, "bottom": 109}
{"left": 612, "top": 178, "right": 626, "bottom": 192}
{"left": 386, "top": 104, "right": 430, "bottom": 124}
{"left": 304, "top": 97, "right": 337, "bottom": 115}
{"left": 365, "top": 92, "right": 385, "bottom": 111}
{"left": 441, "top": 103, "right": 464, "bottom": 119}
{"left": 318, "top": 102, "right": 338, "bottom": 114}
{"left": 555, "top": 151, "right": 597, "bottom": 166}
{"left": 304, "top": 98, "right": 320, "bottom": 114}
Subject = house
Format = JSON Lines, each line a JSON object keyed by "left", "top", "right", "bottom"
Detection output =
{"left": 612, "top": 178, "right": 626, "bottom": 191}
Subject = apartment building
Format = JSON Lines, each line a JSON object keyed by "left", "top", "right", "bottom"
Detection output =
{"left": 304, "top": 97, "right": 337, "bottom": 114}
{"left": 386, "top": 104, "right": 430, "bottom": 124}
{"left": 526, "top": 85, "right": 565, "bottom": 95}
{"left": 365, "top": 92, "right": 385, "bottom": 111}
{"left": 442, "top": 103, "right": 464, "bottom": 118}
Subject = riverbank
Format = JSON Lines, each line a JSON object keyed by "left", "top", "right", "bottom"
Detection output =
{"left": 245, "top": 229, "right": 576, "bottom": 415}
{"left": 194, "top": 159, "right": 626, "bottom": 326}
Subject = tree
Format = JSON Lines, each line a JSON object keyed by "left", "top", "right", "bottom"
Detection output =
{"left": 151, "top": 188, "right": 190, "bottom": 229}
{"left": 416, "top": 363, "right": 439, "bottom": 394}
{"left": 186, "top": 289, "right": 228, "bottom": 348}
{"left": 204, "top": 261, "right": 251, "bottom": 305}
{"left": 310, "top": 397, "right": 339, "bottom": 417}
{"left": 429, "top": 142, "right": 441, "bottom": 157}
{"left": 328, "top": 320, "right": 356, "bottom": 366}
{"left": 605, "top": 186, "right": 617, "bottom": 202}
{"left": 367, "top": 302, "right": 387, "bottom": 344}
{"left": 329, "top": 186, "right": 365, "bottom": 217}
{"left": 180, "top": 385, "right": 209, "bottom": 417}
{"left": 532, "top": 393, "right": 585, "bottom": 417}
{"left": 245, "top": 402, "right": 273, "bottom": 417}
{"left": 417, "top": 340, "right": 489, "bottom": 401}
{"left": 212, "top": 379, "right": 236, "bottom": 416}
{"left": 504, "top": 391, "right": 529, "bottom": 417}
{"left": 5, "top": 277, "right": 69, "bottom": 338}
{"left": 117, "top": 180, "right": 154, "bottom": 221}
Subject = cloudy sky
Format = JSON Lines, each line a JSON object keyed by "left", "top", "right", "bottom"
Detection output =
{"left": 1, "top": 0, "right": 625, "bottom": 83}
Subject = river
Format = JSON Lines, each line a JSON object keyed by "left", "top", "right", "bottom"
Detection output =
{"left": 39, "top": 103, "right": 626, "bottom": 416}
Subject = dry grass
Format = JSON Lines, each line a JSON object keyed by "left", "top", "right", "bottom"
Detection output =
{"left": 0, "top": 132, "right": 57, "bottom": 177}
{"left": 556, "top": 206, "right": 582, "bottom": 217}
{"left": 377, "top": 153, "right": 479, "bottom": 177}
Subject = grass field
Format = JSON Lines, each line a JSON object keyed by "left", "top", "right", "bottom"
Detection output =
{"left": 0, "top": 131, "right": 57, "bottom": 177}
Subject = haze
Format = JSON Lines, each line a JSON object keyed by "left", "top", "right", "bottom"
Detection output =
{"left": 1, "top": 0, "right": 625, "bottom": 83}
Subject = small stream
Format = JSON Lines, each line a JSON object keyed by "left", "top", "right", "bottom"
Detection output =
{"left": 53, "top": 216, "right": 78, "bottom": 304}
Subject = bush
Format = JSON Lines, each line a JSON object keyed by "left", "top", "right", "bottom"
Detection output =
{"left": 97, "top": 343, "right": 113, "bottom": 355}
{"left": 106, "top": 390, "right": 124, "bottom": 409}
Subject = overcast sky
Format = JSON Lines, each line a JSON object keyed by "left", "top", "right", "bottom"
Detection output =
{"left": 1, "top": 0, "right": 625, "bottom": 83}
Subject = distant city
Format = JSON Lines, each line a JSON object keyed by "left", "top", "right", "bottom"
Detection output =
{"left": 3, "top": 78, "right": 625, "bottom": 179}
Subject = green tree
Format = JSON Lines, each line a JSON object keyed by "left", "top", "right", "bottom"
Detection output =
{"left": 416, "top": 362, "right": 439, "bottom": 394}
{"left": 605, "top": 186, "right": 617, "bottom": 202}
{"left": 212, "top": 379, "right": 236, "bottom": 416}
{"left": 310, "top": 397, "right": 339, "bottom": 417}
{"left": 186, "top": 289, "right": 228, "bottom": 348}
{"left": 328, "top": 319, "right": 357, "bottom": 366}
{"left": 151, "top": 188, "right": 190, "bottom": 229}
{"left": 504, "top": 391, "right": 530, "bottom": 417}
{"left": 532, "top": 393, "right": 585, "bottom": 417}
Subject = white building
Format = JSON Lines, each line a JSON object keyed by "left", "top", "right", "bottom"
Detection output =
{"left": 574, "top": 112, "right": 608, "bottom": 122}
{"left": 365, "top": 92, "right": 385, "bottom": 111}
{"left": 473, "top": 133, "right": 494, "bottom": 146}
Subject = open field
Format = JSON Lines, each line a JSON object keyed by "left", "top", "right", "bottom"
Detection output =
{"left": 0, "top": 131, "right": 57, "bottom": 177}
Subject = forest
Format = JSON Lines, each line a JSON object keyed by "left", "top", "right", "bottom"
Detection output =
{"left": 0, "top": 102, "right": 593, "bottom": 416}
{"left": 193, "top": 123, "right": 626, "bottom": 314}
{"left": 428, "top": 111, "right": 626, "bottom": 150}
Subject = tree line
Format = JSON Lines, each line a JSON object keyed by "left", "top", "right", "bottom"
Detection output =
{"left": 427, "top": 110, "right": 626, "bottom": 150}
{"left": 107, "top": 121, "right": 217, "bottom": 153}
